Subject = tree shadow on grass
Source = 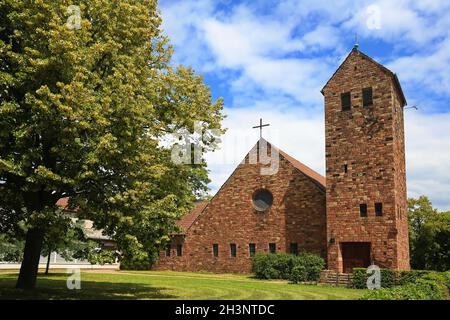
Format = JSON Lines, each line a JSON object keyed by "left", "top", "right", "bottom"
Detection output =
{"left": 0, "top": 273, "right": 176, "bottom": 300}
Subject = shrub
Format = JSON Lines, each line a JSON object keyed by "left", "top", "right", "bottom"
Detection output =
{"left": 352, "top": 268, "right": 396, "bottom": 289}
{"left": 290, "top": 264, "right": 307, "bottom": 284}
{"left": 352, "top": 268, "right": 367, "bottom": 289}
{"left": 398, "top": 270, "right": 431, "bottom": 285}
{"left": 297, "top": 253, "right": 325, "bottom": 282}
{"left": 252, "top": 252, "right": 325, "bottom": 283}
{"left": 360, "top": 271, "right": 449, "bottom": 300}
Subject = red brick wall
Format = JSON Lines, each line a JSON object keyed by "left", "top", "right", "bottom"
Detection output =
{"left": 323, "top": 49, "right": 410, "bottom": 271}
{"left": 153, "top": 142, "right": 327, "bottom": 273}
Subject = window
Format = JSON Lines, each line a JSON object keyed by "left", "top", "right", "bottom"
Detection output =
{"left": 213, "top": 244, "right": 219, "bottom": 257}
{"left": 269, "top": 243, "right": 276, "bottom": 254}
{"left": 230, "top": 243, "right": 237, "bottom": 257}
{"left": 341, "top": 92, "right": 351, "bottom": 111}
{"left": 290, "top": 243, "right": 299, "bottom": 255}
{"left": 375, "top": 203, "right": 383, "bottom": 216}
{"left": 360, "top": 204, "right": 368, "bottom": 217}
{"left": 165, "top": 245, "right": 171, "bottom": 257}
{"left": 177, "top": 244, "right": 182, "bottom": 257}
{"left": 252, "top": 189, "right": 273, "bottom": 211}
{"left": 362, "top": 87, "right": 373, "bottom": 107}
{"left": 344, "top": 164, "right": 348, "bottom": 173}
{"left": 249, "top": 243, "right": 256, "bottom": 257}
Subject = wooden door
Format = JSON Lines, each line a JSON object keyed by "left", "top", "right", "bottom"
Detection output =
{"left": 341, "top": 242, "right": 371, "bottom": 274}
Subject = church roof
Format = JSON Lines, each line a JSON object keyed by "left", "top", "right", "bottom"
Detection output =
{"left": 321, "top": 48, "right": 407, "bottom": 107}
{"left": 177, "top": 139, "right": 326, "bottom": 233}
{"left": 275, "top": 147, "right": 326, "bottom": 189}
{"left": 177, "top": 201, "right": 209, "bottom": 233}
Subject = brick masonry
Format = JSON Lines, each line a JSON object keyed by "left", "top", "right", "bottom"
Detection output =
{"left": 154, "top": 48, "right": 410, "bottom": 274}
{"left": 323, "top": 48, "right": 410, "bottom": 272}
{"left": 153, "top": 142, "right": 327, "bottom": 273}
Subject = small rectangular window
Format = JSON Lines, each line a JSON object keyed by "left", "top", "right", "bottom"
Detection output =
{"left": 213, "top": 244, "right": 219, "bottom": 257}
{"left": 269, "top": 243, "right": 276, "bottom": 254}
{"left": 360, "top": 204, "right": 368, "bottom": 217}
{"left": 341, "top": 92, "right": 351, "bottom": 111}
{"left": 290, "top": 243, "right": 299, "bottom": 255}
{"left": 363, "top": 87, "right": 373, "bottom": 107}
{"left": 249, "top": 243, "right": 256, "bottom": 257}
{"left": 344, "top": 164, "right": 348, "bottom": 173}
{"left": 165, "top": 245, "right": 171, "bottom": 257}
{"left": 230, "top": 243, "right": 237, "bottom": 257}
{"left": 375, "top": 203, "right": 383, "bottom": 216}
{"left": 177, "top": 244, "right": 182, "bottom": 257}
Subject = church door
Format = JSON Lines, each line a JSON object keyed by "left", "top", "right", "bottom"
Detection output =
{"left": 341, "top": 242, "right": 371, "bottom": 274}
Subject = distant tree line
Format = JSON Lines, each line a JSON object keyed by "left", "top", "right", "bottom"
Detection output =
{"left": 408, "top": 196, "right": 449, "bottom": 271}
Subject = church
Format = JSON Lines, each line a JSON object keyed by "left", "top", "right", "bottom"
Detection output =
{"left": 153, "top": 48, "right": 411, "bottom": 274}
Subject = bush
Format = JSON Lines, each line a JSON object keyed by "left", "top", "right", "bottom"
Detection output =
{"left": 398, "top": 270, "right": 431, "bottom": 285}
{"left": 360, "top": 271, "right": 449, "bottom": 300}
{"left": 290, "top": 264, "right": 307, "bottom": 284}
{"left": 297, "top": 253, "right": 325, "bottom": 282}
{"left": 252, "top": 252, "right": 325, "bottom": 283}
{"left": 352, "top": 268, "right": 396, "bottom": 289}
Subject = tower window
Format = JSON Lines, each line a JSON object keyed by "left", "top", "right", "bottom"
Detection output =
{"left": 269, "top": 243, "right": 276, "bottom": 254}
{"left": 249, "top": 243, "right": 256, "bottom": 257}
{"left": 230, "top": 243, "right": 237, "bottom": 257}
{"left": 375, "top": 203, "right": 383, "bottom": 216}
{"left": 165, "top": 245, "right": 171, "bottom": 257}
{"left": 213, "top": 244, "right": 219, "bottom": 257}
{"left": 360, "top": 204, "right": 368, "bottom": 217}
{"left": 290, "top": 243, "right": 299, "bottom": 255}
{"left": 363, "top": 87, "right": 373, "bottom": 107}
{"left": 344, "top": 164, "right": 348, "bottom": 173}
{"left": 177, "top": 244, "right": 183, "bottom": 257}
{"left": 341, "top": 92, "right": 351, "bottom": 111}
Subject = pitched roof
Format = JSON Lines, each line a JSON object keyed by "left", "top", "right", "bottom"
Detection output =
{"left": 321, "top": 48, "right": 407, "bottom": 107}
{"left": 177, "top": 201, "right": 208, "bottom": 233}
{"left": 177, "top": 139, "right": 326, "bottom": 232}
{"left": 275, "top": 147, "right": 326, "bottom": 190}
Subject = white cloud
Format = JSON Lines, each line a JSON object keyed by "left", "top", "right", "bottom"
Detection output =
{"left": 405, "top": 111, "right": 450, "bottom": 210}
{"left": 388, "top": 38, "right": 450, "bottom": 96}
{"left": 159, "top": 0, "right": 450, "bottom": 210}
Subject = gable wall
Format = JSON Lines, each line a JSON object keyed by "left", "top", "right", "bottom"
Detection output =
{"left": 153, "top": 147, "right": 326, "bottom": 273}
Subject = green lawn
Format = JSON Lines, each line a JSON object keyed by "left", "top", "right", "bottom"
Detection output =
{"left": 0, "top": 270, "right": 367, "bottom": 300}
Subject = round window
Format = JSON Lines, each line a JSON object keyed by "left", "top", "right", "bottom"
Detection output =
{"left": 252, "top": 189, "right": 273, "bottom": 212}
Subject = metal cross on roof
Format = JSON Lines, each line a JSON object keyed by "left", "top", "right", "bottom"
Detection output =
{"left": 252, "top": 118, "right": 270, "bottom": 138}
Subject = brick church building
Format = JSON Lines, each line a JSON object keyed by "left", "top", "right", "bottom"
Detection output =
{"left": 153, "top": 48, "right": 410, "bottom": 274}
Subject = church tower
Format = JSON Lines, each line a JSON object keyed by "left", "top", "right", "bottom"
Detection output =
{"left": 322, "top": 48, "right": 410, "bottom": 273}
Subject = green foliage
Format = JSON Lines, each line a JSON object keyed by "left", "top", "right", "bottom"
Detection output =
{"left": 0, "top": 218, "right": 116, "bottom": 266}
{"left": 252, "top": 252, "right": 325, "bottom": 283}
{"left": 352, "top": 268, "right": 435, "bottom": 289}
{"left": 0, "top": 0, "right": 224, "bottom": 278}
{"left": 408, "top": 196, "right": 450, "bottom": 271}
{"left": 352, "top": 268, "right": 397, "bottom": 289}
{"left": 289, "top": 264, "right": 308, "bottom": 284}
{"left": 360, "top": 271, "right": 449, "bottom": 300}
{"left": 351, "top": 268, "right": 368, "bottom": 289}
{"left": 0, "top": 233, "right": 24, "bottom": 262}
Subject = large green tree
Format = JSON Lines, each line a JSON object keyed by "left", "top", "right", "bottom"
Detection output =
{"left": 0, "top": 0, "right": 224, "bottom": 289}
{"left": 408, "top": 196, "right": 450, "bottom": 271}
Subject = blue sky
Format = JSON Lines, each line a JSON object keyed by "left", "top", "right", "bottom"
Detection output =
{"left": 159, "top": 0, "right": 450, "bottom": 211}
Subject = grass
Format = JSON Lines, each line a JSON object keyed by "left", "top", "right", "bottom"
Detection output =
{"left": 0, "top": 270, "right": 367, "bottom": 300}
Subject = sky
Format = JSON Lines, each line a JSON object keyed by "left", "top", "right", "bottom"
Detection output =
{"left": 158, "top": 0, "right": 450, "bottom": 211}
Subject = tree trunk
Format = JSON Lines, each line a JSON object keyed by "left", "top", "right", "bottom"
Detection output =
{"left": 45, "top": 250, "right": 52, "bottom": 275}
{"left": 16, "top": 228, "right": 44, "bottom": 290}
